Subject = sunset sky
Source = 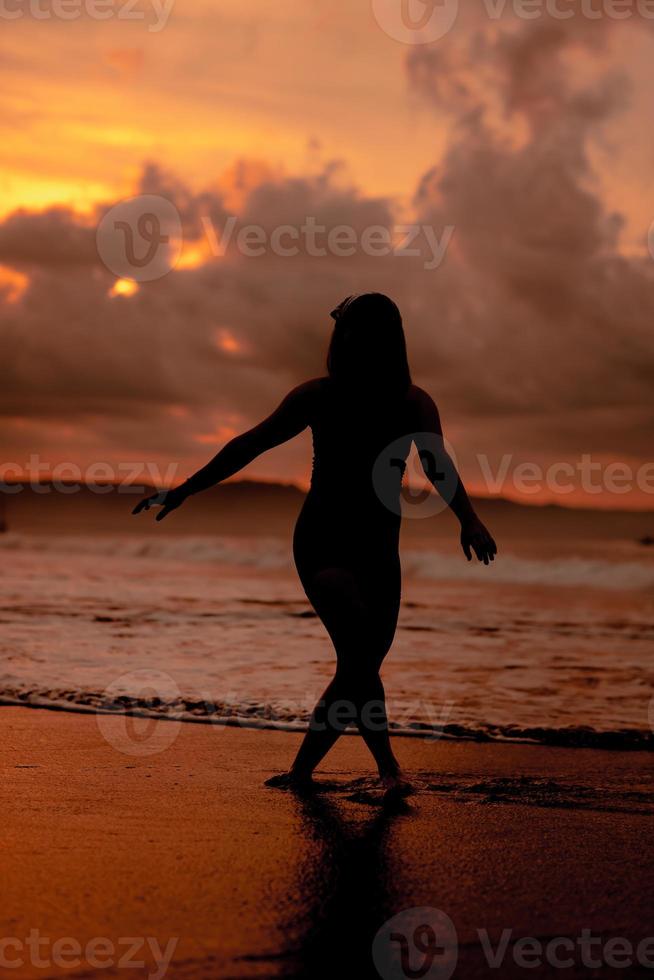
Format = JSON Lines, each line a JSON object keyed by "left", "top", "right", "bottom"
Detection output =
{"left": 2, "top": 1, "right": 654, "bottom": 507}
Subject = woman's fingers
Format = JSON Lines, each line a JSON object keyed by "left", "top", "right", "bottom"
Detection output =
{"left": 472, "top": 533, "right": 495, "bottom": 564}
{"left": 474, "top": 542, "right": 489, "bottom": 565}
{"left": 461, "top": 522, "right": 498, "bottom": 565}
{"left": 132, "top": 495, "right": 154, "bottom": 515}
{"left": 132, "top": 491, "right": 169, "bottom": 516}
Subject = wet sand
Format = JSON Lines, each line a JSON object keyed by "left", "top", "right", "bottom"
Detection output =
{"left": 4, "top": 706, "right": 654, "bottom": 979}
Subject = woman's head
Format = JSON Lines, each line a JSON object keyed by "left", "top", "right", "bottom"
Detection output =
{"left": 326, "top": 292, "right": 411, "bottom": 394}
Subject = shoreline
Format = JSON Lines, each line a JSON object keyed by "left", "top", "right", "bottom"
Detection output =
{"left": 2, "top": 698, "right": 653, "bottom": 752}
{"left": 4, "top": 707, "right": 654, "bottom": 979}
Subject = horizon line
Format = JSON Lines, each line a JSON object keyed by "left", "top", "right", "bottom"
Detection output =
{"left": 1, "top": 476, "right": 653, "bottom": 516}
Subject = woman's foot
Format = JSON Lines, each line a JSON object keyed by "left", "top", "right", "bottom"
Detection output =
{"left": 264, "top": 770, "right": 315, "bottom": 792}
{"left": 380, "top": 770, "right": 415, "bottom": 802}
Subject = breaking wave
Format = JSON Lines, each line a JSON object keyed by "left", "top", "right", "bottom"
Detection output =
{"left": 1, "top": 533, "right": 653, "bottom": 589}
{"left": 1, "top": 685, "right": 651, "bottom": 751}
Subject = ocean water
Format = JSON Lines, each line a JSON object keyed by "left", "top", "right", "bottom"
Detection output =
{"left": 1, "top": 531, "right": 653, "bottom": 749}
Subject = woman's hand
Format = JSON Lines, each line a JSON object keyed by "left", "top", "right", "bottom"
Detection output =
{"left": 460, "top": 515, "right": 497, "bottom": 565}
{"left": 132, "top": 485, "right": 189, "bottom": 522}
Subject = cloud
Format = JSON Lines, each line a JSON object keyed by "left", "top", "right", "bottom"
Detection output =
{"left": 1, "top": 14, "right": 653, "bottom": 503}
{"left": 404, "top": 16, "right": 654, "bottom": 449}
{"left": 0, "top": 164, "right": 416, "bottom": 480}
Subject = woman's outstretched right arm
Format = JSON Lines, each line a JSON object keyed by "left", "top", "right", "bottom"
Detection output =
{"left": 133, "top": 381, "right": 316, "bottom": 521}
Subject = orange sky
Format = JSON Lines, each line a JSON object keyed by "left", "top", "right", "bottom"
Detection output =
{"left": 0, "top": 2, "right": 442, "bottom": 214}
{"left": 1, "top": 2, "right": 654, "bottom": 509}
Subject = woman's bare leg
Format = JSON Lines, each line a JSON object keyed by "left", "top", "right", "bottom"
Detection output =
{"left": 267, "top": 566, "right": 408, "bottom": 791}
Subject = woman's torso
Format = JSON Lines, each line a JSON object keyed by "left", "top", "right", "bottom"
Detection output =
{"left": 295, "top": 378, "right": 416, "bottom": 555}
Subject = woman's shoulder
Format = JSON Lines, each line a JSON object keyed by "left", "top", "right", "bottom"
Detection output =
{"left": 405, "top": 383, "right": 437, "bottom": 409}
{"left": 406, "top": 383, "right": 433, "bottom": 402}
{"left": 284, "top": 378, "right": 330, "bottom": 420}
{"left": 306, "top": 376, "right": 331, "bottom": 391}
{"left": 286, "top": 377, "right": 329, "bottom": 399}
{"left": 403, "top": 384, "right": 441, "bottom": 428}
{"left": 292, "top": 377, "right": 330, "bottom": 402}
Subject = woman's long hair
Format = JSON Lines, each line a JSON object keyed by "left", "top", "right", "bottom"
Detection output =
{"left": 326, "top": 293, "right": 411, "bottom": 397}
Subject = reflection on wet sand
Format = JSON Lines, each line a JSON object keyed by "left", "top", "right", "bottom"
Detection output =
{"left": 274, "top": 788, "right": 408, "bottom": 979}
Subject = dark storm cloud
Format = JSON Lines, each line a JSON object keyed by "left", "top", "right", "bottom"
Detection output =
{"left": 0, "top": 166, "right": 404, "bottom": 433}
{"left": 0, "top": 14, "right": 653, "bottom": 492}
{"left": 404, "top": 17, "right": 654, "bottom": 448}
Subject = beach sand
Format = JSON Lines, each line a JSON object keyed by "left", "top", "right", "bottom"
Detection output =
{"left": 4, "top": 706, "right": 654, "bottom": 979}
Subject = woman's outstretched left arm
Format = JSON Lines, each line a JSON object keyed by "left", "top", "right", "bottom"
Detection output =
{"left": 133, "top": 381, "right": 316, "bottom": 521}
{"left": 409, "top": 385, "right": 497, "bottom": 565}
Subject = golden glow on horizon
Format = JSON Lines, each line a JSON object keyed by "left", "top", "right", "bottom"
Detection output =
{"left": 0, "top": 173, "right": 113, "bottom": 219}
{"left": 109, "top": 278, "right": 139, "bottom": 298}
{"left": 177, "top": 240, "right": 214, "bottom": 271}
{"left": 0, "top": 265, "right": 29, "bottom": 303}
{"left": 215, "top": 328, "right": 242, "bottom": 354}
{"left": 0, "top": 1, "right": 445, "bottom": 229}
{"left": 1, "top": 6, "right": 652, "bottom": 512}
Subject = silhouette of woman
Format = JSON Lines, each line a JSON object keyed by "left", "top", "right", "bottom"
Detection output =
{"left": 134, "top": 293, "right": 497, "bottom": 799}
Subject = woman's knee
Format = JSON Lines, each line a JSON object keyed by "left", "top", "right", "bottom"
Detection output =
{"left": 335, "top": 659, "right": 382, "bottom": 694}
